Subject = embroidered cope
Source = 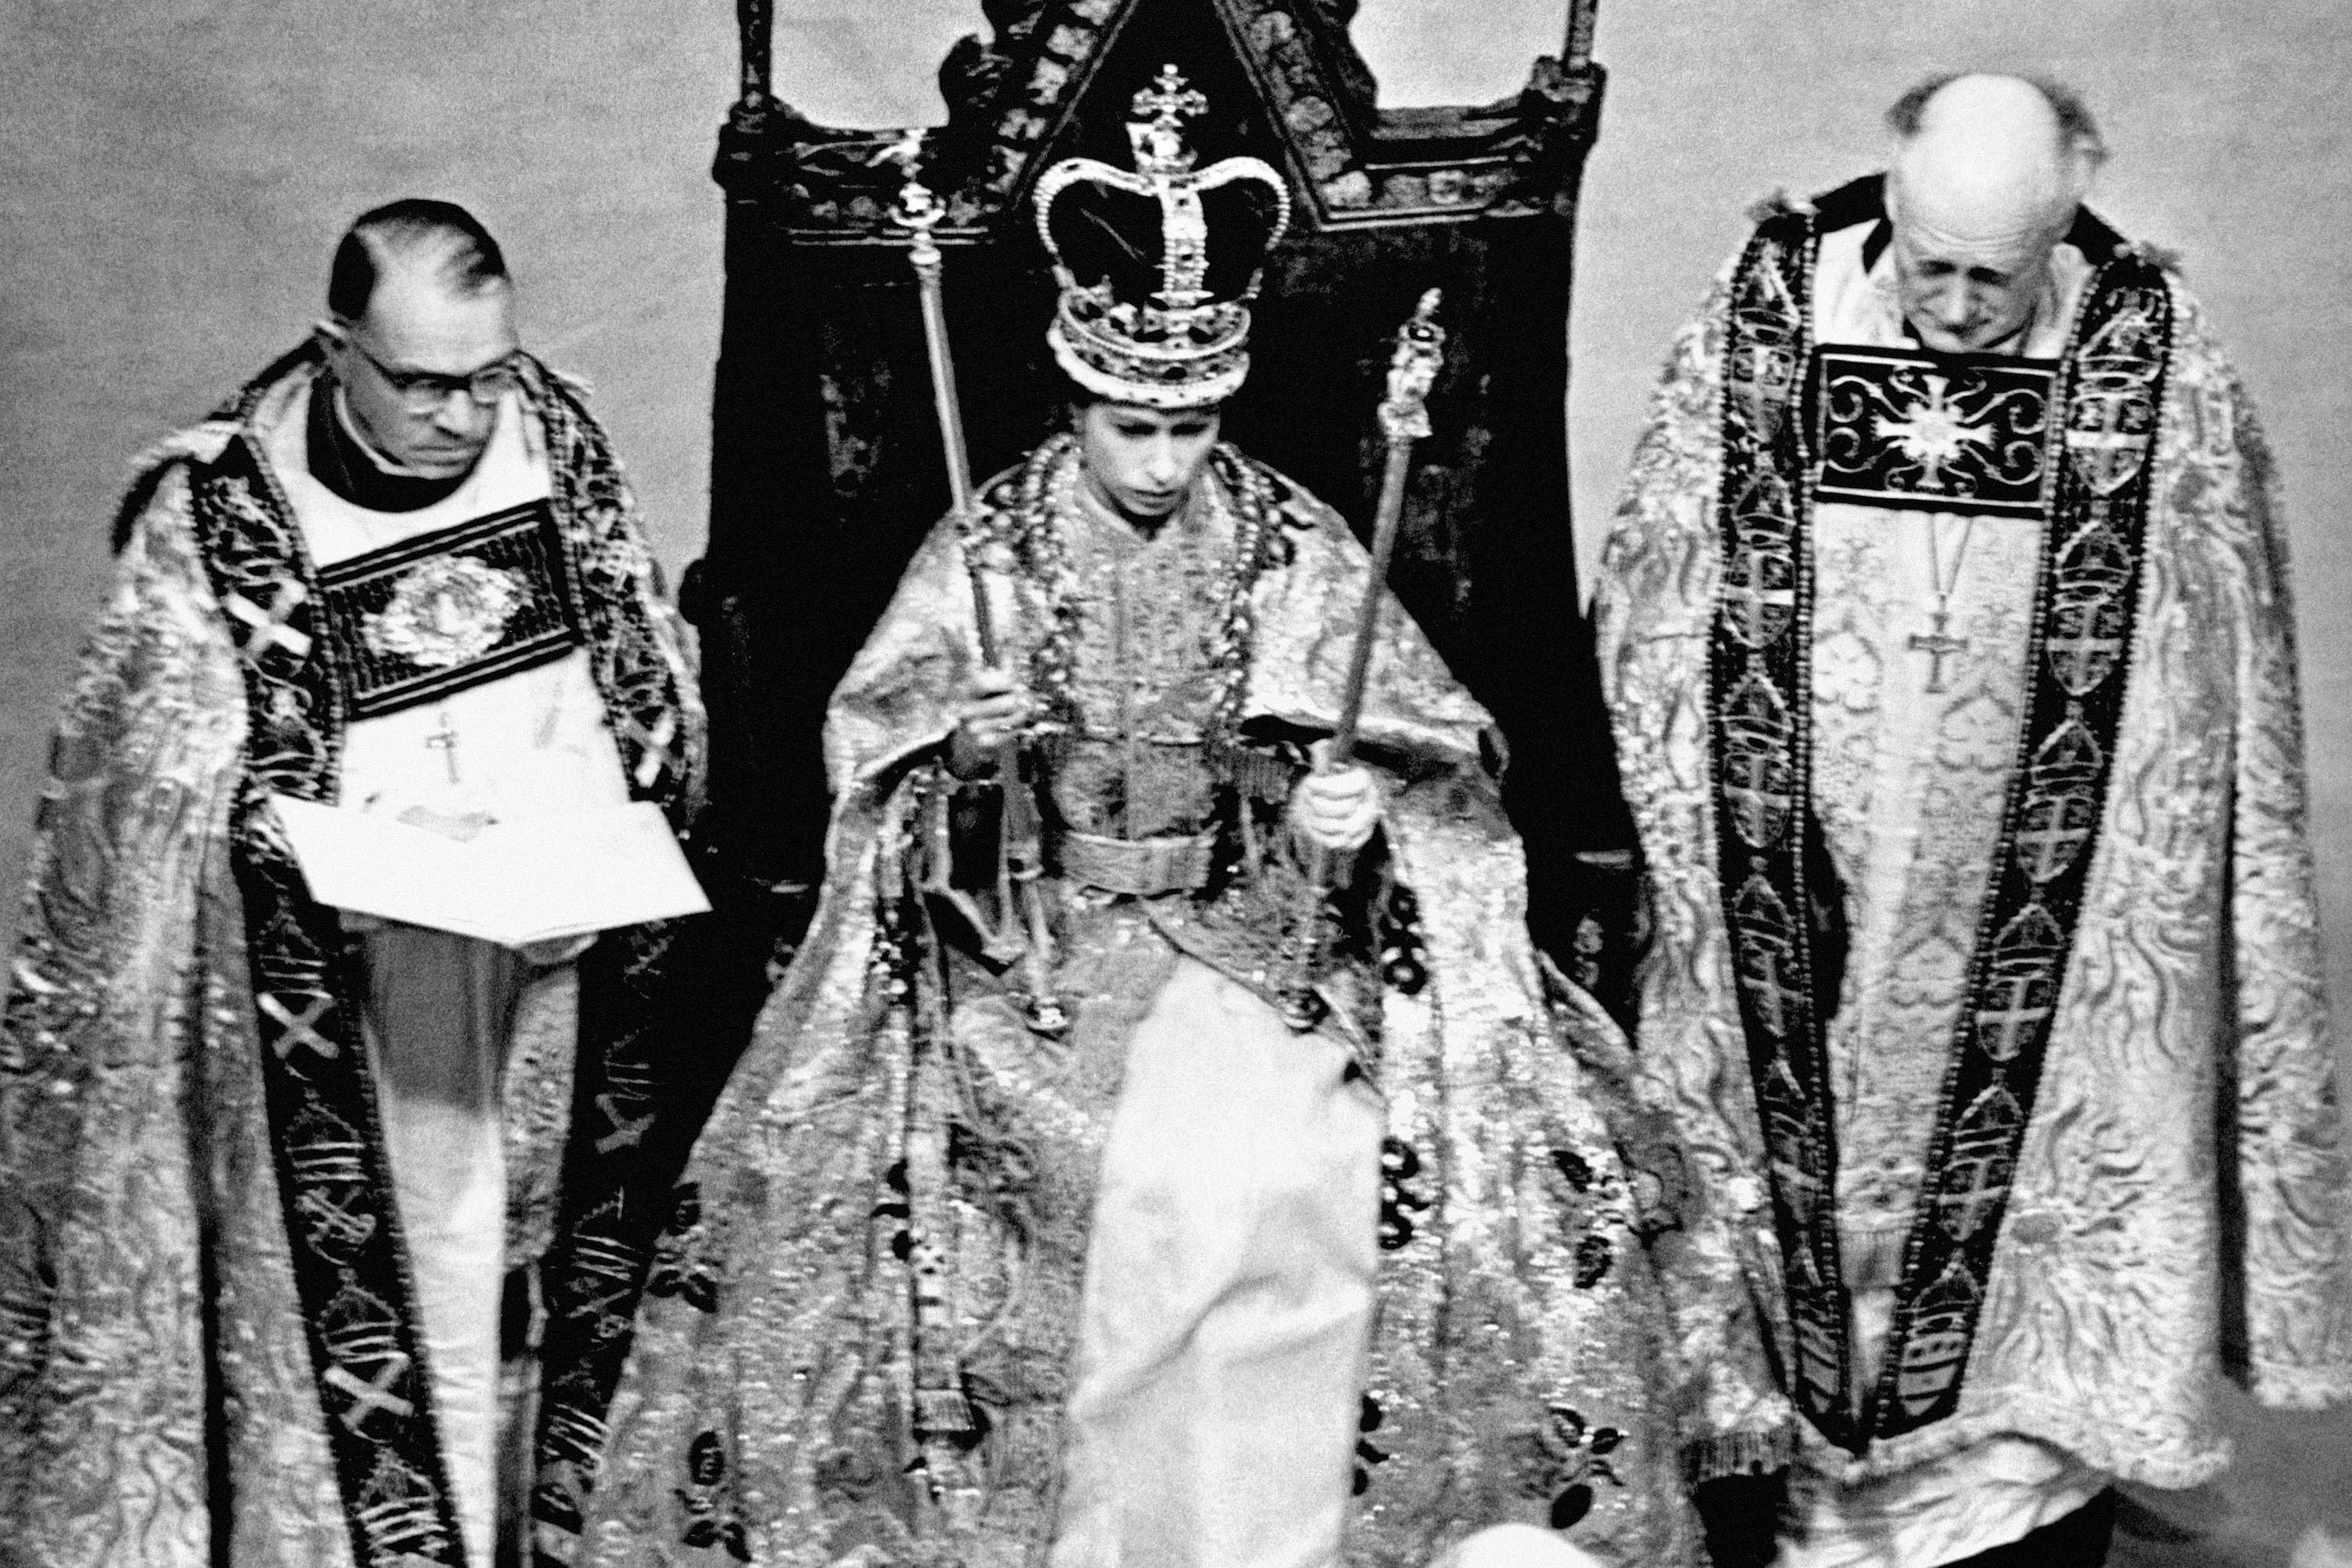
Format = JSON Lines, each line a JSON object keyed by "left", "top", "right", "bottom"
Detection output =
{"left": 0, "top": 347, "right": 710, "bottom": 1568}
{"left": 1595, "top": 177, "right": 2352, "bottom": 1513}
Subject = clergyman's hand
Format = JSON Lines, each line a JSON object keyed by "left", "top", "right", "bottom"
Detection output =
{"left": 947, "top": 666, "right": 1033, "bottom": 779}
{"left": 1290, "top": 742, "right": 1381, "bottom": 855}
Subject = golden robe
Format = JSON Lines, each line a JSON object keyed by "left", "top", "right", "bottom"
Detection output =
{"left": 571, "top": 440, "right": 1784, "bottom": 1566}
{"left": 0, "top": 347, "right": 721, "bottom": 1567}
{"left": 1595, "top": 178, "right": 2352, "bottom": 1493}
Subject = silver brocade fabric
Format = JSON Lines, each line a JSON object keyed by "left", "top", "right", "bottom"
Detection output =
{"left": 1595, "top": 258, "right": 2352, "bottom": 1487}
{"left": 0, "top": 394, "right": 699, "bottom": 1566}
{"left": 572, "top": 459, "right": 1778, "bottom": 1566}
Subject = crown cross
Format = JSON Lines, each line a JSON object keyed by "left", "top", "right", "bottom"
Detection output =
{"left": 1131, "top": 64, "right": 1208, "bottom": 176}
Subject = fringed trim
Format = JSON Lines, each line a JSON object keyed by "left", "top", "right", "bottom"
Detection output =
{"left": 1838, "top": 1220, "right": 1909, "bottom": 1291}
{"left": 1682, "top": 1427, "right": 1794, "bottom": 1486}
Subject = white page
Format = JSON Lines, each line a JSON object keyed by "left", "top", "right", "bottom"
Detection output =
{"left": 272, "top": 795, "right": 710, "bottom": 946}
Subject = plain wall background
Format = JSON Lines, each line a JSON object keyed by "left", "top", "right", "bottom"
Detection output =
{"left": 2, "top": 3, "right": 2345, "bottom": 1561}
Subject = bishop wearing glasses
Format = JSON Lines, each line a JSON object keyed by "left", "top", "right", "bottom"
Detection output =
{"left": 0, "top": 200, "right": 714, "bottom": 1567}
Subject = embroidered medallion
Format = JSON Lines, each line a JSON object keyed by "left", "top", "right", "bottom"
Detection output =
{"left": 318, "top": 500, "right": 579, "bottom": 719}
{"left": 366, "top": 556, "right": 524, "bottom": 667}
{"left": 1813, "top": 347, "right": 2057, "bottom": 517}
{"left": 1707, "top": 178, "right": 2174, "bottom": 1449}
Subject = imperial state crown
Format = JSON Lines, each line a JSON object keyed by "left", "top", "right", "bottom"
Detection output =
{"left": 1033, "top": 66, "right": 1292, "bottom": 408}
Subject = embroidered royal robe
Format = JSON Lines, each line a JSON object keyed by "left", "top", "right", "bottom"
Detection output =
{"left": 564, "top": 440, "right": 1784, "bottom": 1567}
{"left": 1595, "top": 176, "right": 2352, "bottom": 1488}
{"left": 0, "top": 344, "right": 724, "bottom": 1566}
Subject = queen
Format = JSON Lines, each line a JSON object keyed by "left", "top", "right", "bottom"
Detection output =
{"left": 554, "top": 73, "right": 1773, "bottom": 1568}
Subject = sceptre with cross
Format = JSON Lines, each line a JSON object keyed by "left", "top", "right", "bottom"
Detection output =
{"left": 881, "top": 132, "right": 1068, "bottom": 1038}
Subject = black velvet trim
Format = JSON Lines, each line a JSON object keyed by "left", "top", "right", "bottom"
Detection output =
{"left": 1708, "top": 204, "right": 2175, "bottom": 1450}
{"left": 187, "top": 430, "right": 470, "bottom": 1566}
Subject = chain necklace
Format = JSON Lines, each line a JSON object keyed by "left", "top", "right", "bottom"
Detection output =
{"left": 964, "top": 434, "right": 1279, "bottom": 758}
{"left": 1907, "top": 513, "right": 1976, "bottom": 695}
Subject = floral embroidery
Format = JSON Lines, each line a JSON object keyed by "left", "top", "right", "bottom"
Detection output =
{"left": 675, "top": 1431, "right": 750, "bottom": 1561}
{"left": 1511, "top": 1406, "right": 1628, "bottom": 1529}
{"left": 644, "top": 1185, "right": 719, "bottom": 1315}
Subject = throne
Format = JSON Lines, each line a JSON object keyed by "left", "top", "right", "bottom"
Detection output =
{"left": 686, "top": 0, "right": 1635, "bottom": 990}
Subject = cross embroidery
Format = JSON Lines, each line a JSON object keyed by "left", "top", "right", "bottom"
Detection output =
{"left": 1939, "top": 1151, "right": 2012, "bottom": 1240}
{"left": 1721, "top": 561, "right": 1793, "bottom": 648}
{"left": 1973, "top": 972, "right": 2049, "bottom": 1062}
{"left": 295, "top": 1187, "right": 377, "bottom": 1254}
{"left": 325, "top": 1356, "right": 415, "bottom": 1432}
{"left": 260, "top": 993, "right": 339, "bottom": 1061}
{"left": 623, "top": 711, "right": 677, "bottom": 791}
{"left": 1720, "top": 746, "right": 1788, "bottom": 850}
{"left": 1739, "top": 939, "right": 1803, "bottom": 1040}
{"left": 594, "top": 1091, "right": 655, "bottom": 1154}
{"left": 2013, "top": 815, "right": 2088, "bottom": 884}
{"left": 223, "top": 580, "right": 314, "bottom": 662}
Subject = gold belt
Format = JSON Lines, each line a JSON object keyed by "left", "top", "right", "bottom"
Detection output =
{"left": 1051, "top": 828, "right": 1218, "bottom": 897}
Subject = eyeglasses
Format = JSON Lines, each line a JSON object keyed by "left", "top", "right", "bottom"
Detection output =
{"left": 343, "top": 336, "right": 525, "bottom": 410}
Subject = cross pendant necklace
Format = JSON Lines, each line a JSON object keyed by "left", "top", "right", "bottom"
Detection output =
{"left": 1907, "top": 514, "right": 1976, "bottom": 695}
{"left": 425, "top": 711, "right": 461, "bottom": 784}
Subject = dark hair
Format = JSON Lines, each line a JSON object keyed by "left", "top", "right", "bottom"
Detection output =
{"left": 327, "top": 198, "right": 509, "bottom": 321}
{"left": 1885, "top": 74, "right": 2107, "bottom": 169}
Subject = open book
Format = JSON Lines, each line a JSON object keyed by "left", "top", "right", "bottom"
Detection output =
{"left": 271, "top": 795, "right": 710, "bottom": 948}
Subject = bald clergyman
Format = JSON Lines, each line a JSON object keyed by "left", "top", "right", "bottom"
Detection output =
{"left": 0, "top": 200, "right": 735, "bottom": 1568}
{"left": 1595, "top": 74, "right": 2352, "bottom": 1568}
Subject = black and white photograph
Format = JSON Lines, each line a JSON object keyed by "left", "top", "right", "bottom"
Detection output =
{"left": 2, "top": 3, "right": 2347, "bottom": 1565}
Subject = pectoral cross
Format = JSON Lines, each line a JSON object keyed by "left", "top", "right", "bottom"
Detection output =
{"left": 1908, "top": 604, "right": 1970, "bottom": 695}
{"left": 424, "top": 713, "right": 461, "bottom": 784}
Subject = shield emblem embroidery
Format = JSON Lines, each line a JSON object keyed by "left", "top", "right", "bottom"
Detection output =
{"left": 1733, "top": 877, "right": 1806, "bottom": 1041}
{"left": 1895, "top": 1261, "right": 1983, "bottom": 1418}
{"left": 1975, "top": 903, "right": 2063, "bottom": 1059}
{"left": 2015, "top": 782, "right": 2101, "bottom": 885}
{"left": 2045, "top": 524, "right": 2133, "bottom": 695}
{"left": 1722, "top": 672, "right": 1794, "bottom": 849}
{"left": 2064, "top": 377, "right": 2156, "bottom": 498}
{"left": 1730, "top": 249, "right": 1803, "bottom": 443}
{"left": 1721, "top": 535, "right": 1795, "bottom": 650}
{"left": 1936, "top": 1084, "right": 2025, "bottom": 1241}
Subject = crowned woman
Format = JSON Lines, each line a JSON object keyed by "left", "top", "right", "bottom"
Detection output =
{"left": 556, "top": 74, "right": 1780, "bottom": 1568}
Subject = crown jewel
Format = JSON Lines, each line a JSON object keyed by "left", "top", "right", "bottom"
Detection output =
{"left": 1034, "top": 67, "right": 1292, "bottom": 408}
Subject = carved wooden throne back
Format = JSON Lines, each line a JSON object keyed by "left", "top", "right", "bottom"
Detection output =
{"left": 690, "top": 0, "right": 1632, "bottom": 968}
